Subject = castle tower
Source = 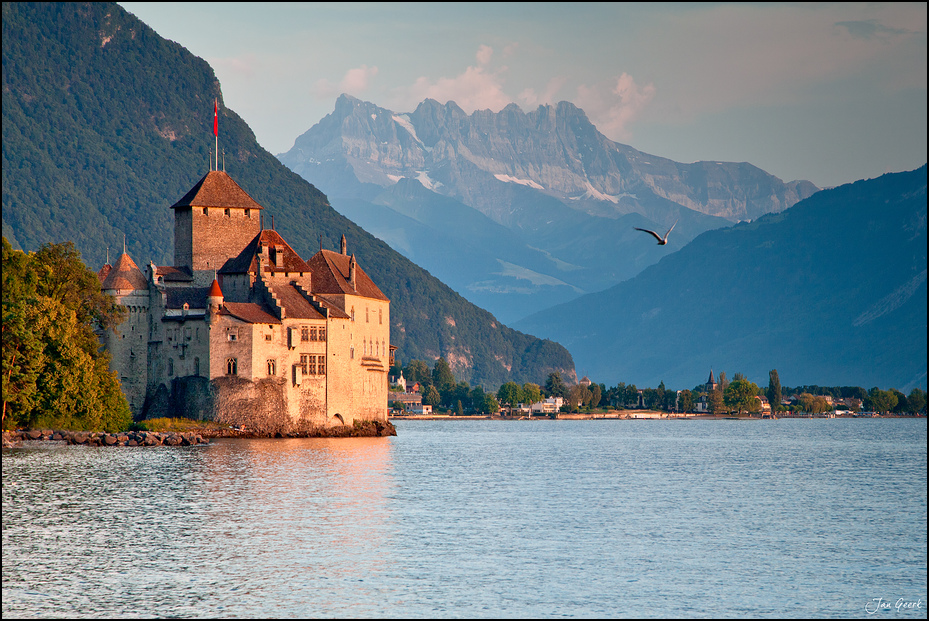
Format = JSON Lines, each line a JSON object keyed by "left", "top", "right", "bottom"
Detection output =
{"left": 707, "top": 369, "right": 718, "bottom": 392}
{"left": 170, "top": 171, "right": 263, "bottom": 273}
{"left": 100, "top": 252, "right": 150, "bottom": 415}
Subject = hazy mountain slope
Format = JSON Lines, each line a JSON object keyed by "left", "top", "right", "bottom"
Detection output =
{"left": 279, "top": 94, "right": 815, "bottom": 323}
{"left": 1, "top": 1, "right": 575, "bottom": 387}
{"left": 515, "top": 166, "right": 927, "bottom": 391}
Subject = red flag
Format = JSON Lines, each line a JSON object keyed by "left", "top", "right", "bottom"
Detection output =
{"left": 213, "top": 100, "right": 218, "bottom": 136}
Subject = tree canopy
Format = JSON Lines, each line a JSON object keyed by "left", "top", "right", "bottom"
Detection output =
{"left": 2, "top": 237, "right": 131, "bottom": 431}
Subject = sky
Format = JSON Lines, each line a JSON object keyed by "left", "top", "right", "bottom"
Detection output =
{"left": 119, "top": 2, "right": 926, "bottom": 189}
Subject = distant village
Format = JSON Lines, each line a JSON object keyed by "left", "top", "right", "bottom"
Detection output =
{"left": 389, "top": 362, "right": 927, "bottom": 419}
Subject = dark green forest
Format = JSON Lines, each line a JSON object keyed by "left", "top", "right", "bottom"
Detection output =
{"left": 1, "top": 2, "right": 574, "bottom": 388}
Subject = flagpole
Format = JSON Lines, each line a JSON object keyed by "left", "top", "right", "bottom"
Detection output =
{"left": 213, "top": 99, "right": 219, "bottom": 171}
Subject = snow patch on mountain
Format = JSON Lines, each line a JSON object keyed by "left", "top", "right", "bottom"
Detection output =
{"left": 494, "top": 174, "right": 544, "bottom": 190}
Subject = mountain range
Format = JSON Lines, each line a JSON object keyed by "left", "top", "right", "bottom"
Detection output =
{"left": 1, "top": 1, "right": 574, "bottom": 388}
{"left": 278, "top": 94, "right": 818, "bottom": 324}
{"left": 515, "top": 166, "right": 927, "bottom": 392}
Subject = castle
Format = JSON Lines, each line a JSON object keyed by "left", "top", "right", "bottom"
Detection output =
{"left": 97, "top": 169, "right": 391, "bottom": 433}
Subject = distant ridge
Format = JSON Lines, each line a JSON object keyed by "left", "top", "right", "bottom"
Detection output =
{"left": 515, "top": 166, "right": 928, "bottom": 392}
{"left": 278, "top": 93, "right": 818, "bottom": 323}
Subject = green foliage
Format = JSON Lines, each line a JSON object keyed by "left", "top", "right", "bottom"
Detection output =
{"left": 1, "top": 2, "right": 574, "bottom": 389}
{"left": 2, "top": 237, "right": 131, "bottom": 431}
{"left": 497, "top": 382, "right": 523, "bottom": 408}
{"left": 725, "top": 378, "right": 761, "bottom": 415}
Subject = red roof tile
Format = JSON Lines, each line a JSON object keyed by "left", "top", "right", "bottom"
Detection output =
{"left": 305, "top": 249, "right": 389, "bottom": 301}
{"left": 170, "top": 171, "right": 264, "bottom": 211}
{"left": 220, "top": 302, "right": 281, "bottom": 324}
{"left": 101, "top": 253, "right": 147, "bottom": 291}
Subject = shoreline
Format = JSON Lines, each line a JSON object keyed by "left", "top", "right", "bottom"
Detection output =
{"left": 390, "top": 412, "right": 924, "bottom": 421}
{"left": 2, "top": 419, "right": 397, "bottom": 449}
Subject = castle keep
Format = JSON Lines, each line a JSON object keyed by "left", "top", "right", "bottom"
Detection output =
{"left": 98, "top": 170, "right": 391, "bottom": 432}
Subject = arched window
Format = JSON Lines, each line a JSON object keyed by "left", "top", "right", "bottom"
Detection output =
{"left": 194, "top": 357, "right": 200, "bottom": 376}
{"left": 351, "top": 307, "right": 355, "bottom": 322}
{"left": 267, "top": 359, "right": 276, "bottom": 376}
{"left": 226, "top": 358, "right": 237, "bottom": 375}
{"left": 379, "top": 308, "right": 383, "bottom": 325}
{"left": 167, "top": 358, "right": 174, "bottom": 376}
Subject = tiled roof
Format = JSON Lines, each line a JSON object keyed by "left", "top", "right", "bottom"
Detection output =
{"left": 170, "top": 171, "right": 264, "bottom": 211}
{"left": 101, "top": 253, "right": 147, "bottom": 291}
{"left": 220, "top": 302, "right": 281, "bottom": 325}
{"left": 218, "top": 229, "right": 312, "bottom": 275}
{"left": 154, "top": 265, "right": 193, "bottom": 282}
{"left": 97, "top": 263, "right": 112, "bottom": 283}
{"left": 267, "top": 282, "right": 327, "bottom": 320}
{"left": 305, "top": 249, "right": 389, "bottom": 301}
{"left": 165, "top": 287, "right": 209, "bottom": 310}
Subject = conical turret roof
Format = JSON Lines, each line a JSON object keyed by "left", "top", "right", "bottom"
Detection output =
{"left": 101, "top": 253, "right": 147, "bottom": 291}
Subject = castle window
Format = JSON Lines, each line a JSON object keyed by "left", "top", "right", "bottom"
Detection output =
{"left": 168, "top": 358, "right": 174, "bottom": 376}
{"left": 299, "top": 354, "right": 308, "bottom": 375}
{"left": 317, "top": 356, "right": 325, "bottom": 376}
{"left": 226, "top": 358, "right": 237, "bottom": 375}
{"left": 301, "top": 326, "right": 309, "bottom": 341}
{"left": 184, "top": 327, "right": 192, "bottom": 341}
{"left": 203, "top": 207, "right": 208, "bottom": 215}
{"left": 351, "top": 307, "right": 355, "bottom": 322}
{"left": 194, "top": 357, "right": 200, "bottom": 376}
{"left": 350, "top": 345, "right": 354, "bottom": 359}
{"left": 379, "top": 308, "right": 383, "bottom": 325}
{"left": 267, "top": 359, "right": 276, "bottom": 376}
{"left": 318, "top": 327, "right": 326, "bottom": 341}
{"left": 306, "top": 355, "right": 317, "bottom": 375}
{"left": 224, "top": 208, "right": 230, "bottom": 217}
{"left": 310, "top": 326, "right": 318, "bottom": 341}
{"left": 265, "top": 333, "right": 272, "bottom": 342}
{"left": 366, "top": 306, "right": 369, "bottom": 323}
{"left": 245, "top": 209, "right": 251, "bottom": 218}
{"left": 227, "top": 330, "right": 237, "bottom": 342}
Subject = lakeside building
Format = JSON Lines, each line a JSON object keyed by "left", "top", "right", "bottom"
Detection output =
{"left": 98, "top": 169, "right": 391, "bottom": 432}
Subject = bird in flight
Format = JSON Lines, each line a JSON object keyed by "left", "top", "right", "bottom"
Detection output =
{"left": 634, "top": 218, "right": 678, "bottom": 245}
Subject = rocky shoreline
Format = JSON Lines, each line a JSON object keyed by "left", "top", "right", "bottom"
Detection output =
{"left": 2, "top": 420, "right": 396, "bottom": 449}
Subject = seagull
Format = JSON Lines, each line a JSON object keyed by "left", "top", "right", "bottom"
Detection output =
{"left": 634, "top": 218, "right": 678, "bottom": 245}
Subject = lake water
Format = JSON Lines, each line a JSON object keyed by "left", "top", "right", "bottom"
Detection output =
{"left": 2, "top": 418, "right": 926, "bottom": 618}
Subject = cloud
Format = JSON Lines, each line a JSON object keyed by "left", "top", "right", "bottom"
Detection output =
{"left": 835, "top": 19, "right": 908, "bottom": 40}
{"left": 391, "top": 45, "right": 514, "bottom": 113}
{"left": 313, "top": 64, "right": 379, "bottom": 99}
{"left": 573, "top": 73, "right": 656, "bottom": 141}
{"left": 518, "top": 76, "right": 567, "bottom": 108}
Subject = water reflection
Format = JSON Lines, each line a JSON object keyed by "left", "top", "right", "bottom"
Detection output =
{"left": 2, "top": 437, "right": 395, "bottom": 618}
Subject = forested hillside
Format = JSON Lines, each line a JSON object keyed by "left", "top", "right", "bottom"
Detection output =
{"left": 1, "top": 2, "right": 574, "bottom": 387}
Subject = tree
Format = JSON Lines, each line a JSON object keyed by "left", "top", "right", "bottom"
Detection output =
{"left": 422, "top": 385, "right": 441, "bottom": 408}
{"left": 718, "top": 372, "right": 729, "bottom": 394}
{"left": 432, "top": 357, "right": 456, "bottom": 392}
{"left": 589, "top": 383, "right": 602, "bottom": 409}
{"left": 497, "top": 382, "right": 523, "bottom": 412}
{"left": 725, "top": 379, "right": 760, "bottom": 416}
{"left": 545, "top": 372, "right": 567, "bottom": 399}
{"left": 2, "top": 238, "right": 130, "bottom": 431}
{"left": 707, "top": 389, "right": 725, "bottom": 414}
{"left": 767, "top": 370, "right": 782, "bottom": 414}
{"left": 404, "top": 360, "right": 432, "bottom": 388}
{"left": 678, "top": 389, "right": 693, "bottom": 413}
{"left": 907, "top": 388, "right": 926, "bottom": 414}
{"left": 866, "top": 387, "right": 898, "bottom": 414}
{"left": 522, "top": 382, "right": 542, "bottom": 408}
{"left": 568, "top": 384, "right": 590, "bottom": 411}
{"left": 624, "top": 384, "right": 639, "bottom": 408}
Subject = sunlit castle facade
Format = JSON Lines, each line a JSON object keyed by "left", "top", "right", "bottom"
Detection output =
{"left": 98, "top": 169, "right": 391, "bottom": 432}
